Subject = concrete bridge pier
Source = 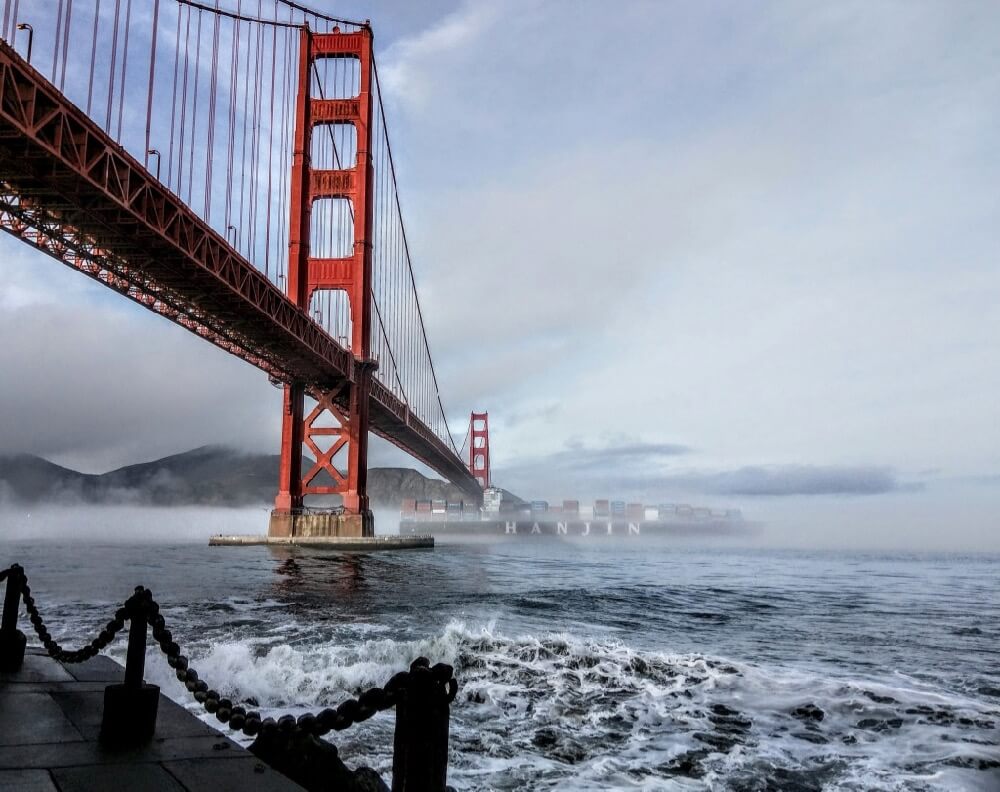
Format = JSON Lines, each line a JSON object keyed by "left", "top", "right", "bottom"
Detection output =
{"left": 268, "top": 509, "right": 374, "bottom": 539}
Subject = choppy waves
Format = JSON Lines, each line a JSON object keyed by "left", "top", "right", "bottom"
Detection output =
{"left": 8, "top": 541, "right": 999, "bottom": 790}
{"left": 129, "top": 620, "right": 1000, "bottom": 791}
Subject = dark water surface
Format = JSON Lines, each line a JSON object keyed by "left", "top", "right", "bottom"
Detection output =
{"left": 2, "top": 536, "right": 998, "bottom": 790}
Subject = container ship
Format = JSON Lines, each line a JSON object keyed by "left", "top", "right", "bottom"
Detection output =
{"left": 398, "top": 488, "right": 747, "bottom": 538}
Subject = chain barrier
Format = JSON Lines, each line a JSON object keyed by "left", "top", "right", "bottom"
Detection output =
{"left": 0, "top": 563, "right": 458, "bottom": 742}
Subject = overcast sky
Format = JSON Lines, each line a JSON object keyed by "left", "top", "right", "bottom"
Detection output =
{"left": 1, "top": 1, "right": 998, "bottom": 548}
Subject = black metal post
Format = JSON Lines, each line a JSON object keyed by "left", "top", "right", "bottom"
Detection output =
{"left": 123, "top": 608, "right": 147, "bottom": 689}
{"left": 15, "top": 23, "right": 32, "bottom": 64}
{"left": 0, "top": 565, "right": 26, "bottom": 672}
{"left": 146, "top": 148, "right": 161, "bottom": 180}
{"left": 1, "top": 567, "right": 21, "bottom": 633}
{"left": 100, "top": 593, "right": 160, "bottom": 746}
{"left": 391, "top": 660, "right": 452, "bottom": 792}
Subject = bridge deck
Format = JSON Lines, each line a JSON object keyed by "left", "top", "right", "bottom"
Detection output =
{"left": 0, "top": 39, "right": 479, "bottom": 500}
{"left": 0, "top": 649, "right": 303, "bottom": 791}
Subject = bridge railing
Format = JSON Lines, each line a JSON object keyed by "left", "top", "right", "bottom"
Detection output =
{"left": 0, "top": 563, "right": 457, "bottom": 791}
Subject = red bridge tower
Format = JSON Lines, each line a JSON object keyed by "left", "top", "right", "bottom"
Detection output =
{"left": 469, "top": 412, "right": 491, "bottom": 489}
{"left": 270, "top": 26, "right": 376, "bottom": 538}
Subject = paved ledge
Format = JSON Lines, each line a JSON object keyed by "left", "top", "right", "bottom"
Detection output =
{"left": 209, "top": 534, "right": 434, "bottom": 550}
{"left": 0, "top": 650, "right": 303, "bottom": 791}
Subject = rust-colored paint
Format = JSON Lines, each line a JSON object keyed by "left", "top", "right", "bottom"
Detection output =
{"left": 469, "top": 412, "right": 491, "bottom": 489}
{"left": 0, "top": 37, "right": 481, "bottom": 508}
{"left": 274, "top": 27, "right": 377, "bottom": 521}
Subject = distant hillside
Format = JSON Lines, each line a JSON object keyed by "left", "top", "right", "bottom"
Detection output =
{"left": 0, "top": 446, "right": 514, "bottom": 507}
{"left": 0, "top": 454, "right": 98, "bottom": 502}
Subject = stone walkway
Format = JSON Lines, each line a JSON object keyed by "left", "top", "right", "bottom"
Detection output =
{"left": 0, "top": 649, "right": 303, "bottom": 791}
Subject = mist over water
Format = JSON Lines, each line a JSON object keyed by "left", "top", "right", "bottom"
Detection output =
{"left": 0, "top": 505, "right": 271, "bottom": 543}
{"left": 4, "top": 483, "right": 998, "bottom": 554}
{"left": 1, "top": 507, "right": 997, "bottom": 790}
{"left": 729, "top": 486, "right": 1000, "bottom": 553}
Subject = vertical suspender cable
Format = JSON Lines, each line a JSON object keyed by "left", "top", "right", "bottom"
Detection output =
{"left": 166, "top": 7, "right": 181, "bottom": 185}
{"left": 240, "top": 0, "right": 260, "bottom": 251}
{"left": 380, "top": 123, "right": 390, "bottom": 384}
{"left": 274, "top": 25, "right": 287, "bottom": 284}
{"left": 144, "top": 0, "right": 160, "bottom": 170}
{"left": 262, "top": 5, "right": 278, "bottom": 279}
{"left": 236, "top": 8, "right": 252, "bottom": 251}
{"left": 386, "top": 106, "right": 400, "bottom": 395}
{"left": 205, "top": 2, "right": 221, "bottom": 219}
{"left": 115, "top": 0, "right": 132, "bottom": 141}
{"left": 246, "top": 3, "right": 259, "bottom": 261}
{"left": 372, "top": 129, "right": 379, "bottom": 363}
{"left": 278, "top": 12, "right": 295, "bottom": 285}
{"left": 379, "top": 110, "right": 389, "bottom": 390}
{"left": 274, "top": 21, "right": 287, "bottom": 285}
{"left": 373, "top": 56, "right": 456, "bottom": 445}
{"left": 7, "top": 0, "right": 16, "bottom": 43}
{"left": 59, "top": 0, "right": 73, "bottom": 90}
{"left": 224, "top": 4, "right": 241, "bottom": 235}
{"left": 372, "top": 121, "right": 404, "bottom": 398}
{"left": 105, "top": 0, "right": 122, "bottom": 133}
{"left": 176, "top": 6, "right": 191, "bottom": 189}
{"left": 235, "top": 13, "right": 248, "bottom": 251}
{"left": 86, "top": 0, "right": 101, "bottom": 115}
{"left": 52, "top": 0, "right": 64, "bottom": 82}
{"left": 247, "top": 1, "right": 265, "bottom": 261}
{"left": 187, "top": 10, "right": 203, "bottom": 205}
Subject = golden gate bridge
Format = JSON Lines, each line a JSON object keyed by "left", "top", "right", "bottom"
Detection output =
{"left": 0, "top": 0, "right": 492, "bottom": 537}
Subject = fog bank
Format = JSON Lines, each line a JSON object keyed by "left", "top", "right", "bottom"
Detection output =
{"left": 0, "top": 494, "right": 996, "bottom": 553}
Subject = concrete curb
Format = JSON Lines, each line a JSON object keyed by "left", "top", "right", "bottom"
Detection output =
{"left": 208, "top": 535, "right": 434, "bottom": 550}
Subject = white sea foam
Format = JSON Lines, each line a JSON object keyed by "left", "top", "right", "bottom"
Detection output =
{"left": 126, "top": 620, "right": 999, "bottom": 791}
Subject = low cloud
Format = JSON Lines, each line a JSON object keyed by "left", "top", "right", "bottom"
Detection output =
{"left": 496, "top": 446, "right": 916, "bottom": 502}
{"left": 666, "top": 465, "right": 915, "bottom": 497}
{"left": 503, "top": 440, "right": 691, "bottom": 473}
{"left": 492, "top": 440, "right": 690, "bottom": 500}
{"left": 0, "top": 253, "right": 435, "bottom": 474}
{"left": 951, "top": 473, "right": 1000, "bottom": 487}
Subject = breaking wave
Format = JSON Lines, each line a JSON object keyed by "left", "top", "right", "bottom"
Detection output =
{"left": 9, "top": 540, "right": 999, "bottom": 791}
{"left": 130, "top": 620, "right": 1000, "bottom": 791}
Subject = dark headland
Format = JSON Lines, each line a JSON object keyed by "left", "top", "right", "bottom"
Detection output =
{"left": 0, "top": 446, "right": 523, "bottom": 509}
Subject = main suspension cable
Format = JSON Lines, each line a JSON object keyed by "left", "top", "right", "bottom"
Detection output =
{"left": 177, "top": 0, "right": 304, "bottom": 29}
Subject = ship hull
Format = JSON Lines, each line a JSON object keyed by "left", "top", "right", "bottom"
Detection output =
{"left": 398, "top": 519, "right": 747, "bottom": 538}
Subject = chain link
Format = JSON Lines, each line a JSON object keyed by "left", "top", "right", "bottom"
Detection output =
{"left": 1, "top": 564, "right": 458, "bottom": 741}
{"left": 18, "top": 575, "right": 128, "bottom": 664}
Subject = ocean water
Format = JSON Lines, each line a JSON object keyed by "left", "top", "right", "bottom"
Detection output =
{"left": 1, "top": 532, "right": 998, "bottom": 791}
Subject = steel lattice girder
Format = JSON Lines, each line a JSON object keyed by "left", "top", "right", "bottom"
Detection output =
{"left": 0, "top": 39, "right": 480, "bottom": 500}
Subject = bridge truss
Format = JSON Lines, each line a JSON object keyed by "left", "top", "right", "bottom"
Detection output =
{"left": 0, "top": 0, "right": 483, "bottom": 531}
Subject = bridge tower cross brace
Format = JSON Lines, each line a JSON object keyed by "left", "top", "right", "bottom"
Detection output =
{"left": 271, "top": 26, "right": 376, "bottom": 537}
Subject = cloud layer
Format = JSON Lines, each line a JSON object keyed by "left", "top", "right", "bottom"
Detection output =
{"left": 495, "top": 440, "right": 912, "bottom": 502}
{"left": 379, "top": 0, "right": 1000, "bottom": 486}
{"left": 1, "top": 1, "right": 998, "bottom": 551}
{"left": 666, "top": 465, "right": 911, "bottom": 498}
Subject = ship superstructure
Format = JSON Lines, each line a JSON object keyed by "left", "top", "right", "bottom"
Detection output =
{"left": 399, "top": 492, "right": 746, "bottom": 538}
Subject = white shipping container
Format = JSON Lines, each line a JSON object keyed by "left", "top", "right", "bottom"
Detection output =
{"left": 578, "top": 505, "right": 594, "bottom": 519}
{"left": 483, "top": 487, "right": 503, "bottom": 513}
{"left": 644, "top": 508, "right": 659, "bottom": 520}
